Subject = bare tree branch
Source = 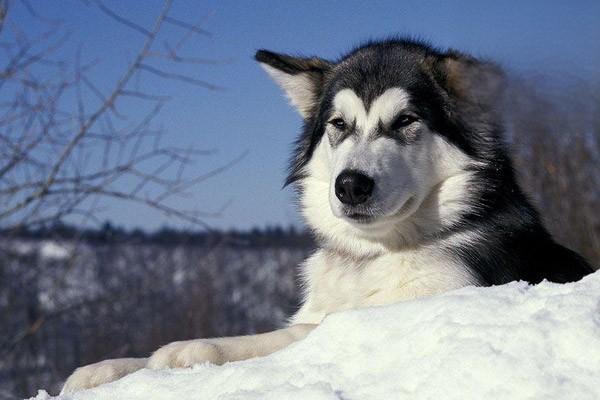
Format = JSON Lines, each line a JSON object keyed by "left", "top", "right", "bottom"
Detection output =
{"left": 164, "top": 16, "right": 211, "bottom": 37}
{"left": 0, "top": 0, "right": 234, "bottom": 238}
{"left": 93, "top": 0, "right": 151, "bottom": 37}
{"left": 138, "top": 63, "right": 222, "bottom": 90}
{"left": 0, "top": 0, "right": 228, "bottom": 232}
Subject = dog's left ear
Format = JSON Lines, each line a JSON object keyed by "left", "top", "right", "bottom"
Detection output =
{"left": 255, "top": 50, "right": 332, "bottom": 119}
{"left": 431, "top": 51, "right": 505, "bottom": 109}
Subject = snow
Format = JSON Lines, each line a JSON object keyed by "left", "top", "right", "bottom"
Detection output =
{"left": 39, "top": 241, "right": 72, "bottom": 260}
{"left": 32, "top": 270, "right": 600, "bottom": 400}
{"left": 6, "top": 239, "right": 72, "bottom": 260}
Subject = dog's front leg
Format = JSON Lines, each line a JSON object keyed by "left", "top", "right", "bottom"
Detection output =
{"left": 147, "top": 323, "right": 317, "bottom": 369}
{"left": 61, "top": 357, "right": 148, "bottom": 394}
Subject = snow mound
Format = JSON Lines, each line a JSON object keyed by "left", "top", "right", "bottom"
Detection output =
{"left": 33, "top": 271, "right": 600, "bottom": 400}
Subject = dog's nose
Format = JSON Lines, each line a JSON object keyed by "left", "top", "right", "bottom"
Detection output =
{"left": 335, "top": 170, "right": 375, "bottom": 206}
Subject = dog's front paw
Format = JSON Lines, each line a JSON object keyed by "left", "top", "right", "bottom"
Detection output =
{"left": 147, "top": 339, "right": 224, "bottom": 369}
{"left": 61, "top": 358, "right": 146, "bottom": 394}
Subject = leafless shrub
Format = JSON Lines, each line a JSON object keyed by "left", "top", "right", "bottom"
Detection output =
{"left": 0, "top": 1, "right": 241, "bottom": 397}
{"left": 0, "top": 0, "right": 235, "bottom": 232}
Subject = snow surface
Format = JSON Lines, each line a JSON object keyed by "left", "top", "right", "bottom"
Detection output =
{"left": 32, "top": 270, "right": 600, "bottom": 400}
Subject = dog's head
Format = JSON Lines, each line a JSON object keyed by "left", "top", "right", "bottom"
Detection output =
{"left": 256, "top": 39, "right": 505, "bottom": 255}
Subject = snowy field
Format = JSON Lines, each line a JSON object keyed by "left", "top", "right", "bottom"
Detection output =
{"left": 32, "top": 270, "right": 600, "bottom": 400}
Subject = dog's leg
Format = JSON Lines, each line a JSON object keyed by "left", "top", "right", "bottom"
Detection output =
{"left": 61, "top": 357, "right": 147, "bottom": 394}
{"left": 61, "top": 324, "right": 317, "bottom": 393}
{"left": 147, "top": 323, "right": 317, "bottom": 369}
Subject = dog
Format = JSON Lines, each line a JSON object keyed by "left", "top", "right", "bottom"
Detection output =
{"left": 62, "top": 38, "right": 593, "bottom": 393}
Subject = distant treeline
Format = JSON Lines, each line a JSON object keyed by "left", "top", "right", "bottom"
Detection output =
{"left": 2, "top": 222, "right": 315, "bottom": 248}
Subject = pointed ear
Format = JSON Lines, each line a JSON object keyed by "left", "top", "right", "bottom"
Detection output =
{"left": 255, "top": 49, "right": 332, "bottom": 119}
{"left": 431, "top": 51, "right": 505, "bottom": 108}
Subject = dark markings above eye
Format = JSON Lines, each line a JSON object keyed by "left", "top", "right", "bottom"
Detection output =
{"left": 329, "top": 118, "right": 347, "bottom": 130}
{"left": 390, "top": 114, "right": 418, "bottom": 131}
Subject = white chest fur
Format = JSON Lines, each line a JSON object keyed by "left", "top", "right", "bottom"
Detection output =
{"left": 290, "top": 247, "right": 476, "bottom": 325}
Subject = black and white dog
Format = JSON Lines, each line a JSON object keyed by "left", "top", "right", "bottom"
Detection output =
{"left": 62, "top": 39, "right": 593, "bottom": 393}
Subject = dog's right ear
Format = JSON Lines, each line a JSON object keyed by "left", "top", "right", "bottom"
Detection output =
{"left": 255, "top": 50, "right": 332, "bottom": 119}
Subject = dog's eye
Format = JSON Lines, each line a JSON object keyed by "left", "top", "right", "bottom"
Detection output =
{"left": 390, "top": 115, "right": 418, "bottom": 131}
{"left": 329, "top": 118, "right": 347, "bottom": 130}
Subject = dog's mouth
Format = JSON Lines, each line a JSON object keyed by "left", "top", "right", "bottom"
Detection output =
{"left": 346, "top": 212, "right": 376, "bottom": 224}
{"left": 342, "top": 196, "right": 416, "bottom": 226}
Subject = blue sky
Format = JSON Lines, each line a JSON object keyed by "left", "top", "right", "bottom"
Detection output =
{"left": 9, "top": 0, "right": 600, "bottom": 230}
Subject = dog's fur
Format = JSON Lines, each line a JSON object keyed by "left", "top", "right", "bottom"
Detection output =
{"left": 62, "top": 39, "right": 593, "bottom": 393}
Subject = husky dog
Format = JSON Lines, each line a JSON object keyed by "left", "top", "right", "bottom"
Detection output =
{"left": 62, "top": 39, "right": 593, "bottom": 393}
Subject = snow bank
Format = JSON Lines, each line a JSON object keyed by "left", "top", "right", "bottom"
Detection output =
{"left": 33, "top": 271, "right": 600, "bottom": 400}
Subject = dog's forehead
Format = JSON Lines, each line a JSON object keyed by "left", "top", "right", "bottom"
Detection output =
{"left": 328, "top": 48, "right": 426, "bottom": 110}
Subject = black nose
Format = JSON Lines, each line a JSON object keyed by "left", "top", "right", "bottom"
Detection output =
{"left": 335, "top": 170, "right": 375, "bottom": 206}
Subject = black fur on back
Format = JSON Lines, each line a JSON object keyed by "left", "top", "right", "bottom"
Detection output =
{"left": 256, "top": 38, "right": 594, "bottom": 284}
